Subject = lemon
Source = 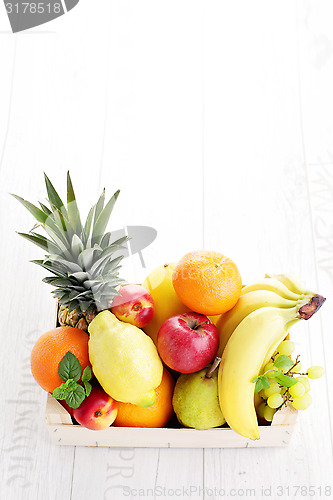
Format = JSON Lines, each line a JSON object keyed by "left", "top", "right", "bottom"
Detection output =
{"left": 142, "top": 263, "right": 190, "bottom": 345}
{"left": 88, "top": 311, "right": 163, "bottom": 406}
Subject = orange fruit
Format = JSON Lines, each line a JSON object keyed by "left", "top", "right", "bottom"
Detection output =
{"left": 113, "top": 367, "right": 175, "bottom": 428}
{"left": 172, "top": 250, "right": 242, "bottom": 316}
{"left": 30, "top": 326, "right": 91, "bottom": 393}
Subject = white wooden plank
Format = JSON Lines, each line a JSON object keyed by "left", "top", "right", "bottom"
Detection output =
{"left": 0, "top": 0, "right": 11, "bottom": 31}
{"left": 0, "top": 37, "right": 17, "bottom": 170}
{"left": 100, "top": 0, "right": 204, "bottom": 284}
{"left": 307, "top": 161, "right": 333, "bottom": 440}
{"left": 202, "top": 0, "right": 333, "bottom": 496}
{"left": 71, "top": 445, "right": 159, "bottom": 500}
{"left": 202, "top": 0, "right": 304, "bottom": 279}
{"left": 297, "top": 0, "right": 333, "bottom": 165}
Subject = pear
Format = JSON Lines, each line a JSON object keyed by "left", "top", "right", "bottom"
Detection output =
{"left": 88, "top": 310, "right": 163, "bottom": 406}
{"left": 172, "top": 361, "right": 225, "bottom": 430}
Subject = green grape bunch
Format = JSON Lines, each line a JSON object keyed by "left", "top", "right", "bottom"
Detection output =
{"left": 253, "top": 340, "right": 325, "bottom": 422}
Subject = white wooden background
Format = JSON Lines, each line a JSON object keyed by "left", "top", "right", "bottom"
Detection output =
{"left": 1, "top": 1, "right": 333, "bottom": 499}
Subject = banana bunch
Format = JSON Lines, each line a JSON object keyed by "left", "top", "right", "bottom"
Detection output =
{"left": 217, "top": 274, "right": 326, "bottom": 440}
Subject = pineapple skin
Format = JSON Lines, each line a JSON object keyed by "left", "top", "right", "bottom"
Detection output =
{"left": 58, "top": 304, "right": 97, "bottom": 332}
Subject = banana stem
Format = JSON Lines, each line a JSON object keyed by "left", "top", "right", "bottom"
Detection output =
{"left": 205, "top": 356, "right": 221, "bottom": 378}
{"left": 297, "top": 294, "right": 326, "bottom": 319}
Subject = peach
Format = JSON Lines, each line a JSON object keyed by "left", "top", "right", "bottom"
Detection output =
{"left": 72, "top": 386, "right": 118, "bottom": 430}
{"left": 111, "top": 284, "right": 154, "bottom": 328}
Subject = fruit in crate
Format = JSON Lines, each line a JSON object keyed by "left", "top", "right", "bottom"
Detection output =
{"left": 30, "top": 326, "right": 91, "bottom": 393}
{"left": 172, "top": 359, "right": 225, "bottom": 430}
{"left": 216, "top": 288, "right": 299, "bottom": 357}
{"left": 307, "top": 366, "right": 325, "bottom": 379}
{"left": 256, "top": 340, "right": 325, "bottom": 421}
{"left": 157, "top": 312, "right": 219, "bottom": 373}
{"left": 88, "top": 310, "right": 163, "bottom": 406}
{"left": 114, "top": 367, "right": 175, "bottom": 428}
{"left": 72, "top": 386, "right": 118, "bottom": 430}
{"left": 111, "top": 284, "right": 155, "bottom": 328}
{"left": 14, "top": 174, "right": 327, "bottom": 438}
{"left": 217, "top": 275, "right": 326, "bottom": 440}
{"left": 172, "top": 250, "right": 242, "bottom": 315}
{"left": 266, "top": 273, "right": 310, "bottom": 295}
{"left": 12, "top": 172, "right": 128, "bottom": 332}
{"left": 142, "top": 263, "right": 191, "bottom": 345}
{"left": 240, "top": 277, "right": 304, "bottom": 300}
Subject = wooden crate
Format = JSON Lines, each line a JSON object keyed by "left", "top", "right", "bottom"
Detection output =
{"left": 45, "top": 394, "right": 298, "bottom": 448}
{"left": 48, "top": 306, "right": 298, "bottom": 447}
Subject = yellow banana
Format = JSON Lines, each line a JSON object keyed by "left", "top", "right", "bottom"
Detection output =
{"left": 266, "top": 273, "right": 310, "bottom": 296}
{"left": 218, "top": 307, "right": 298, "bottom": 440}
{"left": 216, "top": 289, "right": 298, "bottom": 357}
{"left": 261, "top": 319, "right": 299, "bottom": 369}
{"left": 218, "top": 293, "right": 325, "bottom": 440}
{"left": 241, "top": 277, "right": 301, "bottom": 300}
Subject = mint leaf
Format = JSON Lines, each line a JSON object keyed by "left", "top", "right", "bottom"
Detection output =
{"left": 52, "top": 384, "right": 69, "bottom": 400}
{"left": 52, "top": 378, "right": 78, "bottom": 401}
{"left": 274, "top": 372, "right": 298, "bottom": 387}
{"left": 58, "top": 351, "right": 82, "bottom": 382}
{"left": 64, "top": 378, "right": 78, "bottom": 391}
{"left": 65, "top": 384, "right": 86, "bottom": 409}
{"left": 53, "top": 357, "right": 90, "bottom": 409}
{"left": 252, "top": 375, "right": 270, "bottom": 393}
{"left": 83, "top": 381, "right": 92, "bottom": 397}
{"left": 81, "top": 365, "right": 92, "bottom": 383}
{"left": 274, "top": 355, "right": 294, "bottom": 370}
{"left": 254, "top": 379, "right": 263, "bottom": 393}
{"left": 261, "top": 376, "right": 270, "bottom": 389}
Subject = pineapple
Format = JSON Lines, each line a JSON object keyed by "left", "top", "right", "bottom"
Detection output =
{"left": 12, "top": 172, "right": 127, "bottom": 331}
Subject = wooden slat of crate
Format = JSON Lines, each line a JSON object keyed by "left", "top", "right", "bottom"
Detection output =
{"left": 45, "top": 394, "right": 298, "bottom": 449}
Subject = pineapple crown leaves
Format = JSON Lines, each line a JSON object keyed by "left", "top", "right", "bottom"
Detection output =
{"left": 11, "top": 172, "right": 122, "bottom": 252}
{"left": 12, "top": 172, "right": 128, "bottom": 312}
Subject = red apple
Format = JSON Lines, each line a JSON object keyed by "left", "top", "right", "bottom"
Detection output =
{"left": 72, "top": 386, "right": 118, "bottom": 430}
{"left": 157, "top": 312, "right": 219, "bottom": 373}
{"left": 111, "top": 284, "right": 155, "bottom": 328}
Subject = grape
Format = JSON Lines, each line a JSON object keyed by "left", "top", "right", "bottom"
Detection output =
{"left": 267, "top": 393, "right": 284, "bottom": 408}
{"left": 277, "top": 340, "right": 295, "bottom": 356}
{"left": 259, "top": 389, "right": 267, "bottom": 400}
{"left": 296, "top": 376, "right": 311, "bottom": 393}
{"left": 263, "top": 362, "right": 278, "bottom": 376}
{"left": 257, "top": 402, "right": 266, "bottom": 418}
{"left": 289, "top": 382, "right": 305, "bottom": 398}
{"left": 263, "top": 406, "right": 276, "bottom": 422}
{"left": 307, "top": 366, "right": 325, "bottom": 379}
{"left": 291, "top": 393, "right": 312, "bottom": 410}
{"left": 264, "top": 383, "right": 281, "bottom": 398}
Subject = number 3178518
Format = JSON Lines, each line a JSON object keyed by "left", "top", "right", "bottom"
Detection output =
{"left": 5, "top": 3, "right": 62, "bottom": 14}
